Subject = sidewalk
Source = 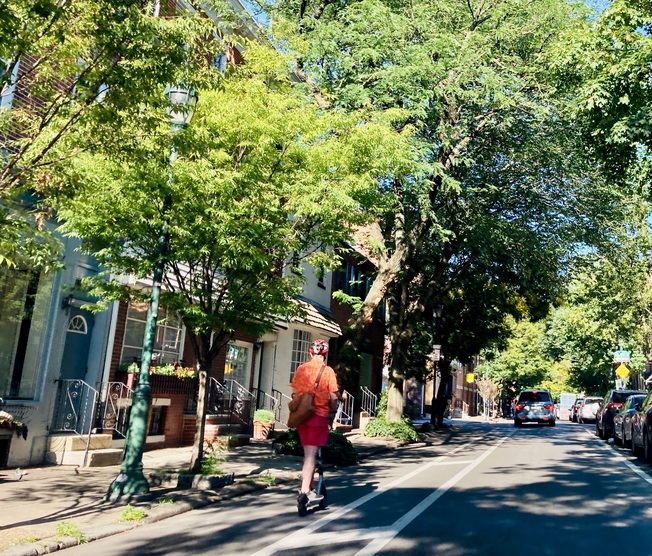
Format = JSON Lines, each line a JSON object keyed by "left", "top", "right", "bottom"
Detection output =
{"left": 0, "top": 432, "right": 404, "bottom": 556}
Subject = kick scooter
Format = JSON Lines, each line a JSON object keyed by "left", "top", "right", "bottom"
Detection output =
{"left": 297, "top": 447, "right": 327, "bottom": 516}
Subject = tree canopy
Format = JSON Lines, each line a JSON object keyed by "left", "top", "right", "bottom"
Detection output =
{"left": 0, "top": 0, "right": 216, "bottom": 266}
{"left": 256, "top": 0, "right": 624, "bottom": 421}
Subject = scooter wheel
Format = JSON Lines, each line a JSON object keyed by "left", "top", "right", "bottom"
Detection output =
{"left": 297, "top": 493, "right": 308, "bottom": 517}
{"left": 318, "top": 486, "right": 327, "bottom": 509}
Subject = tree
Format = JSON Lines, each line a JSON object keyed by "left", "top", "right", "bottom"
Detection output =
{"left": 260, "top": 0, "right": 621, "bottom": 424}
{"left": 53, "top": 43, "right": 412, "bottom": 471}
{"left": 0, "top": 0, "right": 215, "bottom": 266}
{"left": 484, "top": 318, "right": 557, "bottom": 398}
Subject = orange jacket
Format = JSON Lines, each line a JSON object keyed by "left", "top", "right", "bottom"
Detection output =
{"left": 291, "top": 358, "right": 339, "bottom": 418}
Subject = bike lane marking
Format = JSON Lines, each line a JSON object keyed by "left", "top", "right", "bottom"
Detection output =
{"left": 584, "top": 427, "right": 652, "bottom": 488}
{"left": 251, "top": 433, "right": 511, "bottom": 555}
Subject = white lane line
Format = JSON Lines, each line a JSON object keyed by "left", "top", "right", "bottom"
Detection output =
{"left": 354, "top": 434, "right": 512, "bottom": 556}
{"left": 586, "top": 428, "right": 652, "bottom": 488}
{"left": 251, "top": 434, "right": 511, "bottom": 556}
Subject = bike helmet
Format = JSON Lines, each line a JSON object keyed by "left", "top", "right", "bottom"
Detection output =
{"left": 309, "top": 339, "right": 329, "bottom": 356}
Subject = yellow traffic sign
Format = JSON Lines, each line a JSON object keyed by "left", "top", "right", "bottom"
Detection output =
{"left": 615, "top": 363, "right": 630, "bottom": 379}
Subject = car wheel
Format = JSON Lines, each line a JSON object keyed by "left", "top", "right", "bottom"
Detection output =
{"left": 632, "top": 431, "right": 640, "bottom": 456}
{"left": 645, "top": 430, "right": 652, "bottom": 463}
{"left": 550, "top": 419, "right": 556, "bottom": 427}
{"left": 514, "top": 420, "right": 522, "bottom": 427}
{"left": 624, "top": 427, "right": 631, "bottom": 449}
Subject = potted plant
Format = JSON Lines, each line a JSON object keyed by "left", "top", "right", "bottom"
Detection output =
{"left": 253, "top": 409, "right": 275, "bottom": 440}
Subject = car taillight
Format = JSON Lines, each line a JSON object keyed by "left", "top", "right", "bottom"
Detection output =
{"left": 515, "top": 404, "right": 524, "bottom": 411}
{"left": 607, "top": 402, "right": 622, "bottom": 410}
{"left": 544, "top": 404, "right": 554, "bottom": 410}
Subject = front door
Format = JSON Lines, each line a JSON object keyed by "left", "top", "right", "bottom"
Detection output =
{"left": 59, "top": 308, "right": 94, "bottom": 381}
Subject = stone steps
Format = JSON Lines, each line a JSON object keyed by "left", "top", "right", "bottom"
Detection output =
{"left": 46, "top": 433, "right": 122, "bottom": 467}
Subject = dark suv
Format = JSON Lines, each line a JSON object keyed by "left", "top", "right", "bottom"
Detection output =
{"left": 514, "top": 389, "right": 556, "bottom": 427}
{"left": 596, "top": 389, "right": 646, "bottom": 439}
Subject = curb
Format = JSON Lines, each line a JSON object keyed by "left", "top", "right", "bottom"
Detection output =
{"left": 0, "top": 475, "right": 293, "bottom": 556}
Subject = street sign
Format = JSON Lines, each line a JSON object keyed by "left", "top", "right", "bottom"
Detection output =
{"left": 613, "top": 350, "right": 631, "bottom": 363}
{"left": 615, "top": 363, "right": 630, "bottom": 379}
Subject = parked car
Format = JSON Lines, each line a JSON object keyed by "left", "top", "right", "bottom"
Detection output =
{"left": 630, "top": 392, "right": 652, "bottom": 460}
{"left": 569, "top": 398, "right": 583, "bottom": 422}
{"left": 596, "top": 389, "right": 647, "bottom": 440}
{"left": 614, "top": 394, "right": 646, "bottom": 448}
{"left": 514, "top": 389, "right": 556, "bottom": 427}
{"left": 578, "top": 396, "right": 602, "bottom": 424}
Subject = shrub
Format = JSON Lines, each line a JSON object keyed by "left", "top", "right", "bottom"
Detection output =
{"left": 364, "top": 416, "right": 419, "bottom": 442}
{"left": 364, "top": 390, "right": 419, "bottom": 442}
{"left": 200, "top": 438, "right": 226, "bottom": 475}
{"left": 272, "top": 429, "right": 359, "bottom": 466}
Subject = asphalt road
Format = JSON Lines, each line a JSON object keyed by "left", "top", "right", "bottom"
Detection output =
{"left": 63, "top": 420, "right": 652, "bottom": 555}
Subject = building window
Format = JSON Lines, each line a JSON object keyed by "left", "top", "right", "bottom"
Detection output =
{"left": 224, "top": 343, "right": 251, "bottom": 387}
{"left": 148, "top": 405, "right": 166, "bottom": 435}
{"left": 334, "top": 261, "right": 370, "bottom": 298}
{"left": 0, "top": 59, "right": 20, "bottom": 109}
{"left": 67, "top": 315, "right": 88, "bottom": 334}
{"left": 213, "top": 52, "right": 227, "bottom": 73}
{"left": 120, "top": 302, "right": 184, "bottom": 366}
{"left": 0, "top": 267, "right": 53, "bottom": 399}
{"left": 290, "top": 330, "right": 312, "bottom": 381}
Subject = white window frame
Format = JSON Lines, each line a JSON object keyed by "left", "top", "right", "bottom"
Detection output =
{"left": 223, "top": 341, "right": 252, "bottom": 388}
{"left": 290, "top": 329, "right": 312, "bottom": 381}
{"left": 120, "top": 302, "right": 185, "bottom": 366}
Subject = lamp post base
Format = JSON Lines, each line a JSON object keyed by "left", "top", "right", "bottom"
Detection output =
{"left": 107, "top": 468, "right": 150, "bottom": 501}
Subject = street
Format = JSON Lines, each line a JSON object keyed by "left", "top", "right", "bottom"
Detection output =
{"left": 63, "top": 420, "right": 652, "bottom": 555}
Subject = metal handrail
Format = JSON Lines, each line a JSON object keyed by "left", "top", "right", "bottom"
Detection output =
{"left": 360, "top": 386, "right": 378, "bottom": 417}
{"left": 52, "top": 379, "right": 99, "bottom": 435}
{"left": 51, "top": 379, "right": 99, "bottom": 467}
{"left": 272, "top": 388, "right": 292, "bottom": 427}
{"left": 334, "top": 389, "right": 354, "bottom": 426}
{"left": 252, "top": 388, "right": 277, "bottom": 412}
{"left": 97, "top": 381, "right": 134, "bottom": 438}
{"left": 206, "top": 377, "right": 254, "bottom": 429}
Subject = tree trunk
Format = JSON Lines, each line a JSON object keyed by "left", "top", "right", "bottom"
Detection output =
{"left": 431, "top": 360, "right": 452, "bottom": 427}
{"left": 386, "top": 381, "right": 404, "bottom": 422}
{"left": 190, "top": 369, "right": 208, "bottom": 473}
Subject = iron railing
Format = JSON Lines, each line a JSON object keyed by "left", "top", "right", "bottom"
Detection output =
{"left": 334, "top": 389, "right": 354, "bottom": 427}
{"left": 97, "top": 381, "right": 134, "bottom": 438}
{"left": 206, "top": 377, "right": 255, "bottom": 430}
{"left": 272, "top": 388, "right": 292, "bottom": 428}
{"left": 360, "top": 386, "right": 378, "bottom": 417}
{"left": 51, "top": 379, "right": 99, "bottom": 436}
{"left": 252, "top": 388, "right": 277, "bottom": 413}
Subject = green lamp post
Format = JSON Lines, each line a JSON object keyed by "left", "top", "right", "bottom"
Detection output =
{"left": 108, "top": 85, "right": 196, "bottom": 500}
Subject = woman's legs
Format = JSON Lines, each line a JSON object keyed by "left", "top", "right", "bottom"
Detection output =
{"left": 300, "top": 445, "right": 319, "bottom": 494}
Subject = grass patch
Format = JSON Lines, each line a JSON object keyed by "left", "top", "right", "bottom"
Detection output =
{"left": 156, "top": 497, "right": 174, "bottom": 505}
{"left": 119, "top": 505, "right": 146, "bottom": 522}
{"left": 255, "top": 473, "right": 277, "bottom": 486}
{"left": 54, "top": 521, "right": 86, "bottom": 544}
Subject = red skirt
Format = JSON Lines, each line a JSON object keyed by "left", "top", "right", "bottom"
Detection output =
{"left": 297, "top": 414, "right": 329, "bottom": 446}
